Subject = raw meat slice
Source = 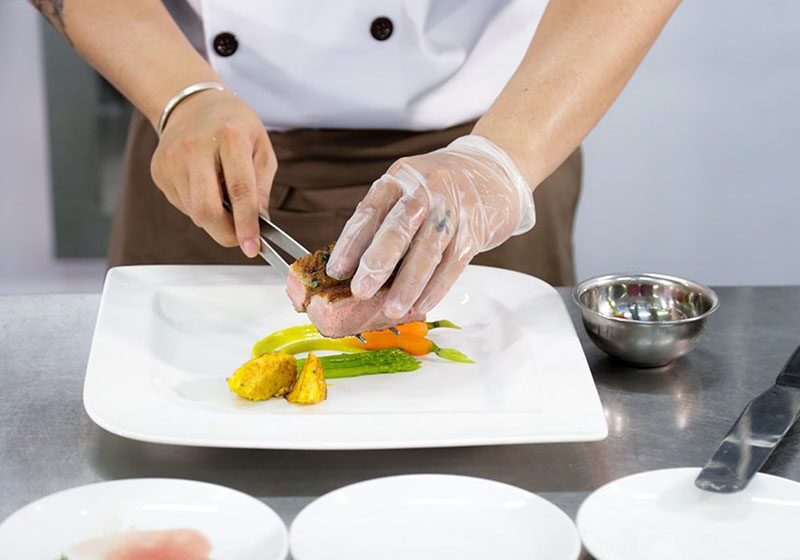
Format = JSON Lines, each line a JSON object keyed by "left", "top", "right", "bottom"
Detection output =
{"left": 65, "top": 528, "right": 211, "bottom": 560}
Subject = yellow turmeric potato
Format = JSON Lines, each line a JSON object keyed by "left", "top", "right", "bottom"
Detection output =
{"left": 286, "top": 352, "right": 327, "bottom": 405}
{"left": 227, "top": 352, "right": 297, "bottom": 401}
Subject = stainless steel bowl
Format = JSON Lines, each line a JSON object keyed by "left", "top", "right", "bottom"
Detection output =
{"left": 572, "top": 273, "right": 719, "bottom": 367}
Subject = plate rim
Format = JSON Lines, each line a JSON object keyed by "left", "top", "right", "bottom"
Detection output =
{"left": 576, "top": 466, "right": 800, "bottom": 560}
{"left": 0, "top": 477, "right": 289, "bottom": 559}
{"left": 83, "top": 265, "right": 608, "bottom": 449}
{"left": 289, "top": 473, "right": 581, "bottom": 560}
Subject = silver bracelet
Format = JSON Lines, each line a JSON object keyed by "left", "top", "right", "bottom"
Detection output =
{"left": 157, "top": 81, "right": 225, "bottom": 138}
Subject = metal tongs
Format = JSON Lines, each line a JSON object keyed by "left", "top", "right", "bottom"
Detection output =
{"left": 222, "top": 196, "right": 400, "bottom": 340}
{"left": 221, "top": 198, "right": 309, "bottom": 276}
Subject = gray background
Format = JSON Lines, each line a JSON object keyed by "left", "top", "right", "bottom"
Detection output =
{"left": 1, "top": 0, "right": 799, "bottom": 293}
{"left": 577, "top": 0, "right": 800, "bottom": 285}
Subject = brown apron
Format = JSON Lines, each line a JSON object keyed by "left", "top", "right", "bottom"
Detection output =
{"left": 108, "top": 110, "right": 582, "bottom": 285}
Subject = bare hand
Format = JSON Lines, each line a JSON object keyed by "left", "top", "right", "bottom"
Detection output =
{"left": 150, "top": 90, "right": 276, "bottom": 257}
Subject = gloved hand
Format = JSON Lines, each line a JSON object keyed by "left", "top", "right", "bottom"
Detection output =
{"left": 326, "top": 134, "right": 536, "bottom": 319}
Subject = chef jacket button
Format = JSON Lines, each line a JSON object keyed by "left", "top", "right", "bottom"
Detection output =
{"left": 370, "top": 17, "right": 393, "bottom": 41}
{"left": 213, "top": 32, "right": 238, "bottom": 57}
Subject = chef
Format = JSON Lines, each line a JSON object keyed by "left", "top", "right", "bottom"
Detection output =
{"left": 33, "top": 0, "right": 678, "bottom": 317}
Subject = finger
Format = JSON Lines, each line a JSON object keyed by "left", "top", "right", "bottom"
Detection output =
{"left": 253, "top": 134, "right": 277, "bottom": 218}
{"left": 414, "top": 238, "right": 475, "bottom": 314}
{"left": 350, "top": 182, "right": 429, "bottom": 300}
{"left": 383, "top": 200, "right": 456, "bottom": 319}
{"left": 186, "top": 155, "right": 238, "bottom": 248}
{"left": 326, "top": 175, "right": 403, "bottom": 280}
{"left": 219, "top": 127, "right": 261, "bottom": 258}
{"left": 156, "top": 179, "right": 184, "bottom": 213}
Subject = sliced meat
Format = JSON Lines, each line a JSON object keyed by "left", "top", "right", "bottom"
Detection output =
{"left": 66, "top": 529, "right": 212, "bottom": 560}
{"left": 286, "top": 245, "right": 425, "bottom": 338}
{"left": 285, "top": 267, "right": 308, "bottom": 312}
{"left": 286, "top": 244, "right": 337, "bottom": 312}
{"left": 306, "top": 285, "right": 425, "bottom": 338}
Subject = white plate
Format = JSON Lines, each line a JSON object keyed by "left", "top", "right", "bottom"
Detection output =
{"left": 83, "top": 265, "right": 607, "bottom": 449}
{"left": 577, "top": 467, "right": 800, "bottom": 560}
{"left": 290, "top": 474, "right": 581, "bottom": 560}
{"left": 0, "top": 479, "right": 288, "bottom": 559}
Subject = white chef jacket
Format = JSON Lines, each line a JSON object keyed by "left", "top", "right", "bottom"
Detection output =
{"left": 185, "top": 1, "right": 547, "bottom": 131}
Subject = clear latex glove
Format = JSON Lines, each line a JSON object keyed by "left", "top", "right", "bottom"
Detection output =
{"left": 326, "top": 134, "right": 536, "bottom": 319}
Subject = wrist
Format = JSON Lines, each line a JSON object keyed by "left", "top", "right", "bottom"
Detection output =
{"left": 142, "top": 70, "right": 224, "bottom": 129}
{"left": 159, "top": 88, "right": 229, "bottom": 136}
{"left": 471, "top": 118, "right": 546, "bottom": 190}
{"left": 448, "top": 134, "right": 536, "bottom": 238}
{"left": 156, "top": 81, "right": 226, "bottom": 137}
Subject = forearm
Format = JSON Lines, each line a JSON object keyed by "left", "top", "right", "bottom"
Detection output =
{"left": 30, "top": 0, "right": 220, "bottom": 127}
{"left": 474, "top": 0, "right": 680, "bottom": 188}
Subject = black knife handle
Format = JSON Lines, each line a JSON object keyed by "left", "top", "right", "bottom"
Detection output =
{"left": 777, "top": 343, "right": 800, "bottom": 388}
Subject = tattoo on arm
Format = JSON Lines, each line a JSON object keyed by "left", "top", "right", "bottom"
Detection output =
{"left": 30, "top": 0, "right": 72, "bottom": 46}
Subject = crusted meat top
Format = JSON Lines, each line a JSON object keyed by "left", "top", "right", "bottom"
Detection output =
{"left": 290, "top": 244, "right": 394, "bottom": 305}
{"left": 290, "top": 244, "right": 341, "bottom": 291}
{"left": 314, "top": 281, "right": 353, "bottom": 304}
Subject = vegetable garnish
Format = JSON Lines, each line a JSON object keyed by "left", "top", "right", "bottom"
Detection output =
{"left": 351, "top": 332, "right": 475, "bottom": 363}
{"left": 227, "top": 352, "right": 297, "bottom": 401}
{"left": 297, "top": 349, "right": 421, "bottom": 378}
{"left": 266, "top": 338, "right": 365, "bottom": 356}
{"left": 252, "top": 324, "right": 323, "bottom": 357}
{"left": 430, "top": 346, "right": 474, "bottom": 364}
{"left": 363, "top": 320, "right": 461, "bottom": 338}
{"left": 233, "top": 320, "right": 470, "bottom": 405}
{"left": 251, "top": 320, "right": 466, "bottom": 360}
{"left": 227, "top": 351, "right": 329, "bottom": 405}
{"left": 286, "top": 352, "right": 327, "bottom": 405}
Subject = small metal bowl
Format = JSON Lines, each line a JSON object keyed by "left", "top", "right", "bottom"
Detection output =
{"left": 572, "top": 273, "right": 719, "bottom": 367}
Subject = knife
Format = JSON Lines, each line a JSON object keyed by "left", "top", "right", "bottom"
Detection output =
{"left": 695, "top": 342, "right": 800, "bottom": 493}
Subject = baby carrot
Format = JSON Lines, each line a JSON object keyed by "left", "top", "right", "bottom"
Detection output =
{"left": 364, "top": 319, "right": 461, "bottom": 338}
{"left": 355, "top": 333, "right": 430, "bottom": 354}
{"left": 352, "top": 332, "right": 474, "bottom": 363}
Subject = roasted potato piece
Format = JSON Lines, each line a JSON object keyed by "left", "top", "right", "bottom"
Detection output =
{"left": 227, "top": 352, "right": 297, "bottom": 401}
{"left": 286, "top": 352, "right": 327, "bottom": 405}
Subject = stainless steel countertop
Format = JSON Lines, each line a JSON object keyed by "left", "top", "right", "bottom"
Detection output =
{"left": 2, "top": 287, "right": 800, "bottom": 557}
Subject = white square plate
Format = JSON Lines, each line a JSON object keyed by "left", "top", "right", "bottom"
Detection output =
{"left": 84, "top": 265, "right": 607, "bottom": 449}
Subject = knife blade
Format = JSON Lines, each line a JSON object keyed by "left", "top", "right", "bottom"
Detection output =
{"left": 695, "top": 343, "right": 800, "bottom": 493}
